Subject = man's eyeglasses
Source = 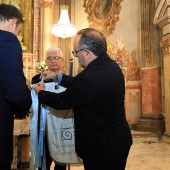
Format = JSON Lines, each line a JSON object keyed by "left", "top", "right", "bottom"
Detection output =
{"left": 46, "top": 56, "right": 62, "bottom": 61}
{"left": 72, "top": 49, "right": 85, "bottom": 57}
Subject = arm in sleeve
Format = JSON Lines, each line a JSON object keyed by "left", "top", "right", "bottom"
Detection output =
{"left": 38, "top": 74, "right": 94, "bottom": 110}
{"left": 0, "top": 34, "right": 32, "bottom": 118}
{"left": 60, "top": 74, "right": 75, "bottom": 88}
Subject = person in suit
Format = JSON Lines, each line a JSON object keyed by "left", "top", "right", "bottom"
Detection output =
{"left": 32, "top": 47, "right": 66, "bottom": 170}
{"left": 34, "top": 28, "right": 133, "bottom": 170}
{"left": 0, "top": 4, "right": 32, "bottom": 170}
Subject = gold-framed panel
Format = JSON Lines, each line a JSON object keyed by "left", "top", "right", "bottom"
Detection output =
{"left": 1, "top": 0, "right": 33, "bottom": 52}
{"left": 83, "top": 0, "right": 123, "bottom": 37}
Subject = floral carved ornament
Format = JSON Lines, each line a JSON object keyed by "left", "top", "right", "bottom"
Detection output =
{"left": 83, "top": 0, "right": 123, "bottom": 37}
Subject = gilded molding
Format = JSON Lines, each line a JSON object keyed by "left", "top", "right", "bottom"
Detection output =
{"left": 83, "top": 0, "right": 123, "bottom": 37}
{"left": 107, "top": 40, "right": 140, "bottom": 82}
{"left": 160, "top": 38, "right": 170, "bottom": 55}
{"left": 34, "top": 6, "right": 41, "bottom": 61}
{"left": 76, "top": 40, "right": 140, "bottom": 78}
{"left": 43, "top": 1, "right": 53, "bottom": 8}
{"left": 20, "top": 0, "right": 33, "bottom": 52}
{"left": 2, "top": 0, "right": 33, "bottom": 52}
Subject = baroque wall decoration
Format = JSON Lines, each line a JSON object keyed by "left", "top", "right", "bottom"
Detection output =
{"left": 77, "top": 36, "right": 141, "bottom": 82}
{"left": 2, "top": 0, "right": 34, "bottom": 52}
{"left": 107, "top": 37, "right": 141, "bottom": 82}
{"left": 83, "top": 0, "right": 123, "bottom": 37}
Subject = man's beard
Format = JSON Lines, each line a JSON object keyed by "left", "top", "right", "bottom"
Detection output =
{"left": 77, "top": 57, "right": 86, "bottom": 68}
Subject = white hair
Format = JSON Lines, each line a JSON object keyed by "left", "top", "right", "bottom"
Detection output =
{"left": 45, "top": 47, "right": 63, "bottom": 58}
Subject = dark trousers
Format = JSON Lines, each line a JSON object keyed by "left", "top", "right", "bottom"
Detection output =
{"left": 83, "top": 149, "right": 130, "bottom": 170}
{"left": 38, "top": 132, "right": 66, "bottom": 170}
{"left": 38, "top": 163, "right": 66, "bottom": 170}
{"left": 0, "top": 163, "right": 11, "bottom": 170}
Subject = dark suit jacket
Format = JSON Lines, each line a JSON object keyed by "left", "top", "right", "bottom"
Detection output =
{"left": 38, "top": 53, "right": 132, "bottom": 163}
{"left": 0, "top": 30, "right": 32, "bottom": 164}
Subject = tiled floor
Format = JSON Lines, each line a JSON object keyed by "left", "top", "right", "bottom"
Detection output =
{"left": 17, "top": 130, "right": 170, "bottom": 170}
{"left": 60, "top": 142, "right": 170, "bottom": 170}
{"left": 50, "top": 130, "right": 170, "bottom": 170}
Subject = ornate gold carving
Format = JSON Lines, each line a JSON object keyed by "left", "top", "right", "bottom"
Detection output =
{"left": 34, "top": 6, "right": 41, "bottom": 61}
{"left": 160, "top": 38, "right": 170, "bottom": 55}
{"left": 83, "top": 0, "right": 123, "bottom": 37}
{"left": 2, "top": 0, "right": 33, "bottom": 52}
{"left": 126, "top": 50, "right": 141, "bottom": 81}
{"left": 78, "top": 38, "right": 141, "bottom": 82}
{"left": 20, "top": 0, "right": 33, "bottom": 52}
{"left": 3, "top": 0, "right": 20, "bottom": 8}
{"left": 17, "top": 33, "right": 28, "bottom": 51}
{"left": 43, "top": 1, "right": 53, "bottom": 8}
{"left": 107, "top": 39, "right": 141, "bottom": 82}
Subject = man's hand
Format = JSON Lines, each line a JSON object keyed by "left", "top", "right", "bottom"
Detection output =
{"left": 34, "top": 82, "right": 45, "bottom": 94}
{"left": 39, "top": 70, "right": 57, "bottom": 81}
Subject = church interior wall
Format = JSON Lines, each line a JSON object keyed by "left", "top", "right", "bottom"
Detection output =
{"left": 73, "top": 0, "right": 141, "bottom": 127}
{"left": 73, "top": 0, "right": 140, "bottom": 65}
{"left": 108, "top": 0, "right": 140, "bottom": 65}
{"left": 1, "top": 0, "right": 150, "bottom": 131}
{"left": 1, "top": 0, "right": 169, "bottom": 168}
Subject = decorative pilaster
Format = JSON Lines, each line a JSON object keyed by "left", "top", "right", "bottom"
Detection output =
{"left": 41, "top": 0, "right": 54, "bottom": 61}
{"left": 153, "top": 0, "right": 170, "bottom": 143}
{"left": 160, "top": 38, "right": 170, "bottom": 143}
{"left": 33, "top": 0, "right": 41, "bottom": 62}
{"left": 136, "top": 0, "right": 164, "bottom": 133}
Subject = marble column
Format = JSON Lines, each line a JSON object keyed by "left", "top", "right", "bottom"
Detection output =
{"left": 160, "top": 40, "right": 170, "bottom": 143}
{"left": 41, "top": 0, "right": 53, "bottom": 61}
{"left": 136, "top": 0, "right": 164, "bottom": 133}
{"left": 153, "top": 0, "right": 170, "bottom": 143}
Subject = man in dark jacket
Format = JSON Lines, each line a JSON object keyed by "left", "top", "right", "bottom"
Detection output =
{"left": 0, "top": 4, "right": 32, "bottom": 170}
{"left": 34, "top": 28, "right": 132, "bottom": 170}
